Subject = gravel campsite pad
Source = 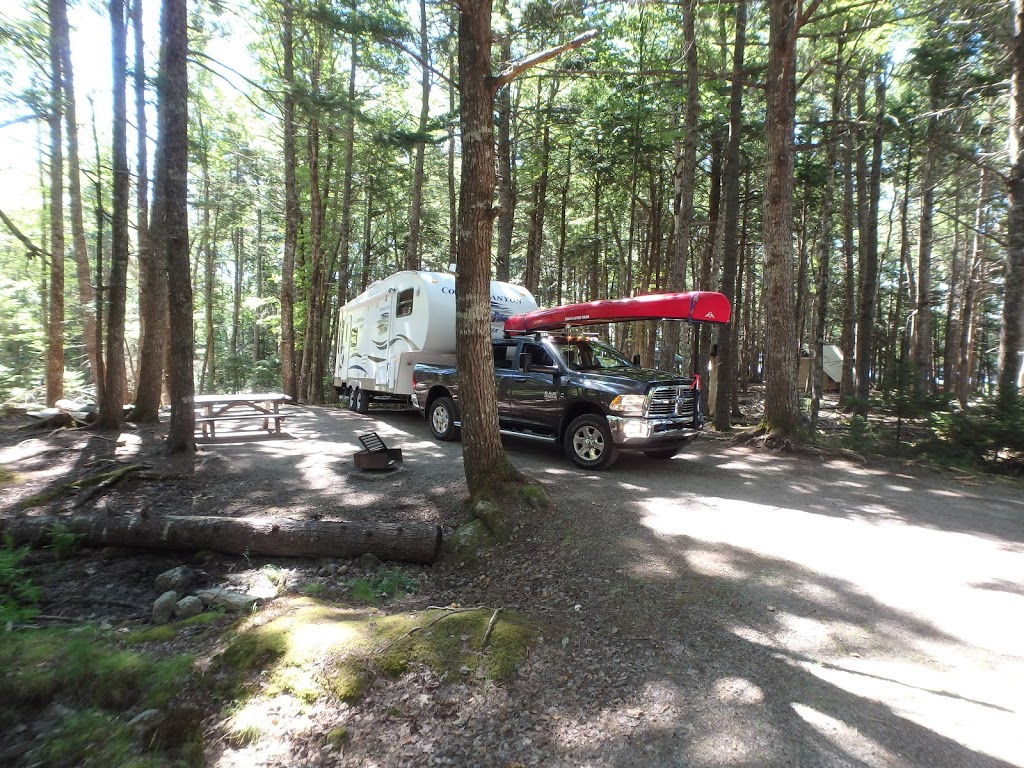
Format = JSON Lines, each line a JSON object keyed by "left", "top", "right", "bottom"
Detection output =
{"left": 1, "top": 403, "right": 1022, "bottom": 768}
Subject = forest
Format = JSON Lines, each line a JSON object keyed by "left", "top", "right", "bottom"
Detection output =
{"left": 1, "top": 0, "right": 1023, "bottom": 468}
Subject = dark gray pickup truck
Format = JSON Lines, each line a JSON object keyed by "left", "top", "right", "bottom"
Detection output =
{"left": 411, "top": 333, "right": 703, "bottom": 470}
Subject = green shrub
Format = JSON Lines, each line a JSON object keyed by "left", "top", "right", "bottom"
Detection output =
{"left": 349, "top": 566, "right": 417, "bottom": 604}
{"left": 923, "top": 398, "right": 1024, "bottom": 471}
{"left": 0, "top": 534, "right": 41, "bottom": 623}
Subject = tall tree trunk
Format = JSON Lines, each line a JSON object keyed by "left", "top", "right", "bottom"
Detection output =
{"left": 131, "top": 0, "right": 167, "bottom": 421}
{"left": 447, "top": 52, "right": 458, "bottom": 269}
{"left": 54, "top": 0, "right": 100, "bottom": 392}
{"left": 361, "top": 187, "right": 373, "bottom": 292}
{"left": 46, "top": 0, "right": 66, "bottom": 408}
{"left": 157, "top": 0, "right": 194, "bottom": 453}
{"left": 255, "top": 206, "right": 263, "bottom": 361}
{"left": 556, "top": 143, "right": 572, "bottom": 306}
{"left": 495, "top": 34, "right": 514, "bottom": 282}
{"left": 524, "top": 95, "right": 551, "bottom": 296}
{"left": 456, "top": 0, "right": 519, "bottom": 492}
{"left": 231, "top": 225, "right": 243, "bottom": 361}
{"left": 660, "top": 0, "right": 698, "bottom": 372}
{"left": 90, "top": 98, "right": 107, "bottom": 403}
{"left": 280, "top": 0, "right": 299, "bottom": 400}
{"left": 97, "top": 0, "right": 130, "bottom": 429}
{"left": 695, "top": 133, "right": 723, "bottom": 388}
{"left": 809, "top": 35, "right": 843, "bottom": 430}
{"left": 915, "top": 91, "right": 940, "bottom": 394}
{"left": 1002, "top": 0, "right": 1024, "bottom": 402}
{"left": 943, "top": 184, "right": 964, "bottom": 396}
{"left": 301, "top": 95, "right": 331, "bottom": 405}
{"left": 338, "top": 37, "right": 357, "bottom": 306}
{"left": 839, "top": 127, "right": 857, "bottom": 402}
{"left": 854, "top": 65, "right": 885, "bottom": 414}
{"left": 405, "top": 0, "right": 430, "bottom": 272}
{"left": 959, "top": 166, "right": 987, "bottom": 407}
{"left": 713, "top": 0, "right": 745, "bottom": 431}
{"left": 761, "top": 0, "right": 801, "bottom": 436}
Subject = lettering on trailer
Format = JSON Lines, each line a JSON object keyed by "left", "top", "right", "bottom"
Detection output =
{"left": 441, "top": 286, "right": 526, "bottom": 304}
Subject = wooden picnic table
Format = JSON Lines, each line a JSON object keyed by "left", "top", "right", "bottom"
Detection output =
{"left": 193, "top": 393, "right": 291, "bottom": 438}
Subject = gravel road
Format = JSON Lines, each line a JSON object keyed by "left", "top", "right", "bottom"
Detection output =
{"left": 111, "top": 403, "right": 1024, "bottom": 767}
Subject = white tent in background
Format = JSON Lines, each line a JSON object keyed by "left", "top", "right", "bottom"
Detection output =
{"left": 799, "top": 344, "right": 843, "bottom": 392}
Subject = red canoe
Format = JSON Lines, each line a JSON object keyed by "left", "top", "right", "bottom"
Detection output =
{"left": 503, "top": 291, "right": 732, "bottom": 334}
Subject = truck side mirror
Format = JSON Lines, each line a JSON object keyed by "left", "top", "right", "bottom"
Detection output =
{"left": 519, "top": 352, "right": 531, "bottom": 372}
{"left": 632, "top": 354, "right": 641, "bottom": 366}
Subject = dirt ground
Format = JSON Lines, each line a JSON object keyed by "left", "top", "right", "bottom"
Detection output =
{"left": 1, "top": 402, "right": 1023, "bottom": 768}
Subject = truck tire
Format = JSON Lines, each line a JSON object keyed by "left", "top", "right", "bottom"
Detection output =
{"left": 428, "top": 396, "right": 459, "bottom": 441}
{"left": 565, "top": 414, "right": 619, "bottom": 470}
{"left": 353, "top": 388, "right": 371, "bottom": 414}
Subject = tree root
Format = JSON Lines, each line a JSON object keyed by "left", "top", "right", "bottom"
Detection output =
{"left": 73, "top": 464, "right": 150, "bottom": 508}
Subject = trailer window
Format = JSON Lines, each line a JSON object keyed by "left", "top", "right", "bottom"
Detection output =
{"left": 396, "top": 288, "right": 414, "bottom": 318}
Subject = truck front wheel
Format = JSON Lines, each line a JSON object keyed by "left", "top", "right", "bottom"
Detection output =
{"left": 565, "top": 414, "right": 619, "bottom": 470}
{"left": 428, "top": 396, "right": 460, "bottom": 441}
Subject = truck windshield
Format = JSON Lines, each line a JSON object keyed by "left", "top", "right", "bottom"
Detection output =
{"left": 554, "top": 339, "right": 633, "bottom": 370}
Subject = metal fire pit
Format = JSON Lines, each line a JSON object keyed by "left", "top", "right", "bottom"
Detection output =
{"left": 353, "top": 432, "right": 403, "bottom": 470}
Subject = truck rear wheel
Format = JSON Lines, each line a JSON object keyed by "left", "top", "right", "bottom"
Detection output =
{"left": 565, "top": 414, "right": 618, "bottom": 470}
{"left": 428, "top": 396, "right": 459, "bottom": 441}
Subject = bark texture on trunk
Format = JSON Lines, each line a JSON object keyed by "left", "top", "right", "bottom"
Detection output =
{"left": 280, "top": 0, "right": 299, "bottom": 401}
{"left": 456, "top": 0, "right": 520, "bottom": 493}
{"left": 2, "top": 515, "right": 442, "bottom": 565}
{"left": 54, "top": 0, "right": 101, "bottom": 392}
{"left": 1002, "top": 0, "right": 1024, "bottom": 402}
{"left": 130, "top": 0, "right": 167, "bottom": 423}
{"left": 159, "top": 0, "right": 194, "bottom": 453}
{"left": 714, "top": 0, "right": 746, "bottom": 431}
{"left": 761, "top": 0, "right": 801, "bottom": 435}
{"left": 97, "top": 0, "right": 130, "bottom": 430}
{"left": 46, "top": 0, "right": 66, "bottom": 408}
{"left": 661, "top": 0, "right": 698, "bottom": 372}
{"left": 854, "top": 68, "right": 885, "bottom": 414}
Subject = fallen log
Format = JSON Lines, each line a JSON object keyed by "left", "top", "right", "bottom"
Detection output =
{"left": 0, "top": 513, "right": 443, "bottom": 565}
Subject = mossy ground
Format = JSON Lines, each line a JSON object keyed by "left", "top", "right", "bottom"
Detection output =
{"left": 214, "top": 597, "right": 534, "bottom": 747}
{"left": 0, "top": 626, "right": 201, "bottom": 766}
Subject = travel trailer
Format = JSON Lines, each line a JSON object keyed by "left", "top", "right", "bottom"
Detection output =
{"left": 333, "top": 270, "right": 538, "bottom": 413}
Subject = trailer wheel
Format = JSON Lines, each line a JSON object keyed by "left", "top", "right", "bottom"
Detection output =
{"left": 565, "top": 414, "right": 619, "bottom": 470}
{"left": 428, "top": 396, "right": 459, "bottom": 441}
{"left": 353, "top": 388, "right": 371, "bottom": 414}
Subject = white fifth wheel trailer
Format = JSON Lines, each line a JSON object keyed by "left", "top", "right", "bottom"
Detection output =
{"left": 333, "top": 270, "right": 538, "bottom": 413}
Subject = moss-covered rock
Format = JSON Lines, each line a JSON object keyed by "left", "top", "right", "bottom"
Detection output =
{"left": 374, "top": 607, "right": 533, "bottom": 683}
{"left": 470, "top": 499, "right": 508, "bottom": 536}
{"left": 445, "top": 518, "right": 495, "bottom": 561}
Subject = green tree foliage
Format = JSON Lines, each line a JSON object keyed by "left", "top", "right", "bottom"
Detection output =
{"left": 0, "top": 0, "right": 1019, "bottom": 460}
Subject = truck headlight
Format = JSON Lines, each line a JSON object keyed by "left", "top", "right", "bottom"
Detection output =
{"left": 623, "top": 420, "right": 651, "bottom": 438}
{"left": 609, "top": 394, "right": 646, "bottom": 414}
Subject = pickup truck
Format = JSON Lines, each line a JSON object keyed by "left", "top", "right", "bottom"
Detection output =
{"left": 411, "top": 333, "right": 703, "bottom": 470}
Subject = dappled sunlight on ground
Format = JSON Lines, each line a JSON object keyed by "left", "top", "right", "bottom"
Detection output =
{"left": 790, "top": 702, "right": 903, "bottom": 766}
{"left": 621, "top": 454, "right": 1024, "bottom": 768}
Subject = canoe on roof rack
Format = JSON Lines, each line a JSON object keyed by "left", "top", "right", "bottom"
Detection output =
{"left": 503, "top": 291, "right": 732, "bottom": 334}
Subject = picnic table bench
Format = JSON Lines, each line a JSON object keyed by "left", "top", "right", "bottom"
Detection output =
{"left": 193, "top": 393, "right": 291, "bottom": 438}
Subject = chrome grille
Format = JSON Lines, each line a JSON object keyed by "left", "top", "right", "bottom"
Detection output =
{"left": 647, "top": 385, "right": 697, "bottom": 419}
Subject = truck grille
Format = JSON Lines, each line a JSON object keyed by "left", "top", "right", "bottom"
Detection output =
{"left": 647, "top": 385, "right": 697, "bottom": 420}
